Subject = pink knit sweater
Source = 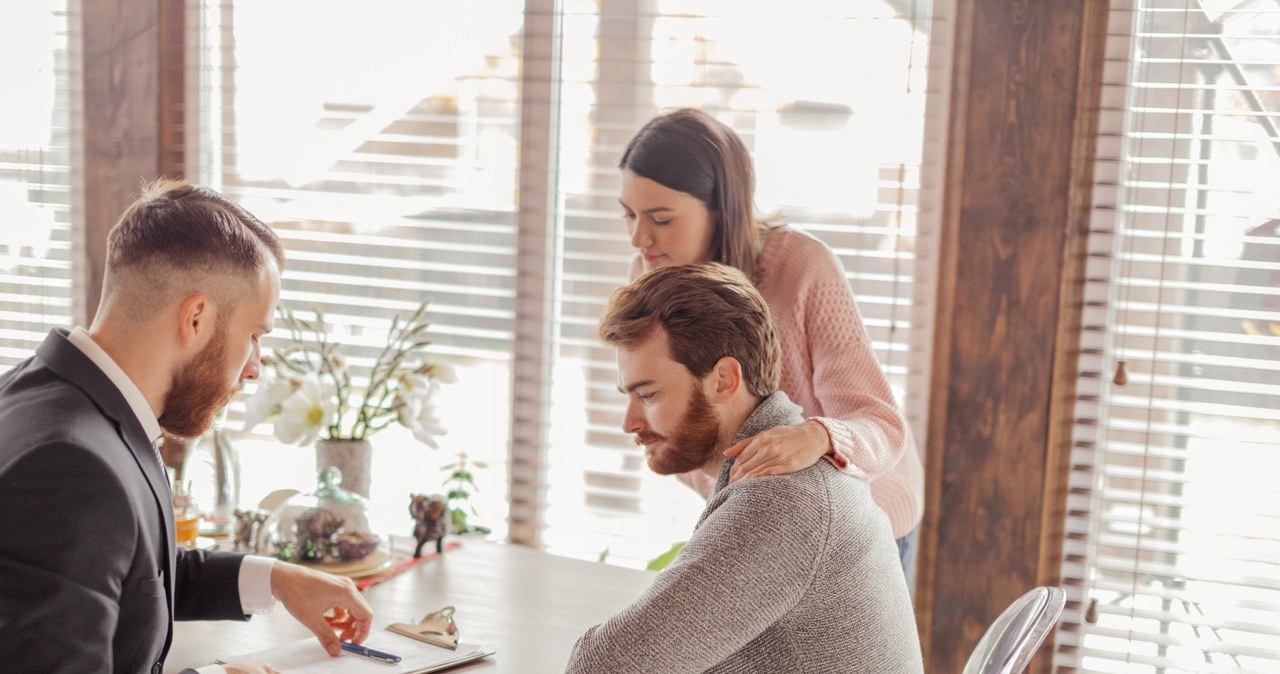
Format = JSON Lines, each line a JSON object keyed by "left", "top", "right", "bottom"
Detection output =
{"left": 640, "top": 226, "right": 924, "bottom": 538}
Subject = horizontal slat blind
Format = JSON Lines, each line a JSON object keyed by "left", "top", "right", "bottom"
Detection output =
{"left": 190, "top": 0, "right": 525, "bottom": 535}
{"left": 1057, "top": 1, "right": 1280, "bottom": 672}
{"left": 190, "top": 0, "right": 947, "bottom": 563}
{"left": 538, "top": 0, "right": 948, "bottom": 567}
{"left": 0, "top": 2, "right": 79, "bottom": 367}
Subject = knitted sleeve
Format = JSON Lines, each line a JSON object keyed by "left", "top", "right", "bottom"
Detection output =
{"left": 564, "top": 476, "right": 825, "bottom": 673}
{"left": 778, "top": 234, "right": 908, "bottom": 480}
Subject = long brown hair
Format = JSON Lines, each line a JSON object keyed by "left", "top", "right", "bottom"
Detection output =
{"left": 619, "top": 109, "right": 770, "bottom": 281}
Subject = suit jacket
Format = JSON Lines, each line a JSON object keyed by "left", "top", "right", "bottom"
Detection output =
{"left": 0, "top": 329, "right": 248, "bottom": 673}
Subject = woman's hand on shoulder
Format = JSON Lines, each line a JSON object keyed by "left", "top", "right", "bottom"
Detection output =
{"left": 724, "top": 419, "right": 831, "bottom": 483}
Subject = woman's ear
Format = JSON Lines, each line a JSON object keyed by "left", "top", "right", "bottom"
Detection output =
{"left": 709, "top": 356, "right": 743, "bottom": 403}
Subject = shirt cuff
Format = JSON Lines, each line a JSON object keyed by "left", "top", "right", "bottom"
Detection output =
{"left": 239, "top": 555, "right": 277, "bottom": 615}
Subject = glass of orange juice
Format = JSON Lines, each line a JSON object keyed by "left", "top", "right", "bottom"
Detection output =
{"left": 174, "top": 490, "right": 201, "bottom": 548}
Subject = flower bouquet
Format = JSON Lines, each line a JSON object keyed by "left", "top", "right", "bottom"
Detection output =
{"left": 244, "top": 301, "right": 455, "bottom": 448}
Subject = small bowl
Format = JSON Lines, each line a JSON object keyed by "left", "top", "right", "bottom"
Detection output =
{"left": 335, "top": 531, "right": 380, "bottom": 560}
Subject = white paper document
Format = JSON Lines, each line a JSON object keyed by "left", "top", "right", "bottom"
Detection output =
{"left": 219, "top": 632, "right": 495, "bottom": 673}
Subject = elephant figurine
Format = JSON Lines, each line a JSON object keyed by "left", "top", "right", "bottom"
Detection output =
{"left": 409, "top": 493, "right": 449, "bottom": 558}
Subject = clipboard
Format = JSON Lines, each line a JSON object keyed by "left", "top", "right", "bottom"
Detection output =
{"left": 217, "top": 629, "right": 494, "bottom": 673}
{"left": 388, "top": 606, "right": 461, "bottom": 650}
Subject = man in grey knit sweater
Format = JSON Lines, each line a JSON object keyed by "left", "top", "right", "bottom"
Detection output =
{"left": 567, "top": 263, "right": 922, "bottom": 673}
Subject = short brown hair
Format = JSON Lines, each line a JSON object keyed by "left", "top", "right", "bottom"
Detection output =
{"left": 599, "top": 263, "right": 780, "bottom": 398}
{"left": 101, "top": 180, "right": 284, "bottom": 312}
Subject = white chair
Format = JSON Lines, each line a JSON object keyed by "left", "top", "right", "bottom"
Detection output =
{"left": 962, "top": 586, "right": 1067, "bottom": 674}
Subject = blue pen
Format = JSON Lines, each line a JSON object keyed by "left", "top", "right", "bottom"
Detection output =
{"left": 341, "top": 641, "right": 402, "bottom": 664}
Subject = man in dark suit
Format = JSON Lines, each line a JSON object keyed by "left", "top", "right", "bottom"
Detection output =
{"left": 0, "top": 181, "right": 374, "bottom": 673}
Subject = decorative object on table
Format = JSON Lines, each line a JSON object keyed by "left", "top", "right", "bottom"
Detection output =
{"left": 232, "top": 507, "right": 270, "bottom": 553}
{"left": 388, "top": 605, "right": 461, "bottom": 650}
{"left": 442, "top": 452, "right": 492, "bottom": 536}
{"left": 409, "top": 493, "right": 449, "bottom": 558}
{"left": 241, "top": 301, "right": 455, "bottom": 497}
{"left": 261, "top": 466, "right": 389, "bottom": 576}
{"left": 314, "top": 437, "right": 373, "bottom": 501}
{"left": 181, "top": 407, "right": 240, "bottom": 535}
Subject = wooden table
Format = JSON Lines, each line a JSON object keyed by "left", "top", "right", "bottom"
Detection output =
{"left": 165, "top": 542, "right": 656, "bottom": 672}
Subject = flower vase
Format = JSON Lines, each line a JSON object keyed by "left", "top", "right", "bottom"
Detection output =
{"left": 314, "top": 438, "right": 373, "bottom": 498}
{"left": 179, "top": 408, "right": 240, "bottom": 535}
{"left": 207, "top": 412, "right": 240, "bottom": 531}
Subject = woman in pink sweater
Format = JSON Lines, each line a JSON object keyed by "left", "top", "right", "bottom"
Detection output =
{"left": 618, "top": 108, "right": 924, "bottom": 577}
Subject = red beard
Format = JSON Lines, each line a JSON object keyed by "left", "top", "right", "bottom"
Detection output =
{"left": 637, "top": 382, "right": 723, "bottom": 476}
{"left": 159, "top": 321, "right": 238, "bottom": 439}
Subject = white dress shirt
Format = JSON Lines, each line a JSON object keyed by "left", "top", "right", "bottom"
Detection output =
{"left": 67, "top": 328, "right": 277, "bottom": 673}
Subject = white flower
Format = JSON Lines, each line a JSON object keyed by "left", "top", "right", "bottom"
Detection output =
{"left": 398, "top": 390, "right": 447, "bottom": 449}
{"left": 242, "top": 375, "right": 295, "bottom": 430}
{"left": 400, "top": 374, "right": 435, "bottom": 398}
{"left": 274, "top": 377, "right": 336, "bottom": 445}
{"left": 428, "top": 362, "right": 458, "bottom": 385}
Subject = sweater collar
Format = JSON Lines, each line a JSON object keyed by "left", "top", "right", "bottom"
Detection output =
{"left": 710, "top": 391, "right": 805, "bottom": 496}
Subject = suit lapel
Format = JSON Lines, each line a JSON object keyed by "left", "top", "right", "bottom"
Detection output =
{"left": 36, "top": 330, "right": 179, "bottom": 636}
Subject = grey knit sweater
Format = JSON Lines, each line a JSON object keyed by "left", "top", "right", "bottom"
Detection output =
{"left": 565, "top": 392, "right": 923, "bottom": 673}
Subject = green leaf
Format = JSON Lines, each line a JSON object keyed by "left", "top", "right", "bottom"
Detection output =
{"left": 450, "top": 508, "right": 468, "bottom": 534}
{"left": 597, "top": 547, "right": 610, "bottom": 563}
{"left": 646, "top": 542, "right": 687, "bottom": 571}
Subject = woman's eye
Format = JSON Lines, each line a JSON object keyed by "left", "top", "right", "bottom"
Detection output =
{"left": 652, "top": 218, "right": 670, "bottom": 226}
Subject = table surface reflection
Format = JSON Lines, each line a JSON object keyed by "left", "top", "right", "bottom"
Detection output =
{"left": 165, "top": 542, "right": 656, "bottom": 673}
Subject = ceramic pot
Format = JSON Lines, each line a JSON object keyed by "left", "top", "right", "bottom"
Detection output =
{"left": 314, "top": 438, "right": 373, "bottom": 498}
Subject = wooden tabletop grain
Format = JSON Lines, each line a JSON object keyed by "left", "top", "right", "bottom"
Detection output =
{"left": 165, "top": 541, "right": 656, "bottom": 673}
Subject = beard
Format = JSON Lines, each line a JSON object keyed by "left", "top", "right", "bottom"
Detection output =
{"left": 637, "top": 383, "right": 724, "bottom": 475}
{"left": 159, "top": 321, "right": 238, "bottom": 439}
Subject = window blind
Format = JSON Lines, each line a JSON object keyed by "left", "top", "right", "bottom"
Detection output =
{"left": 189, "top": 0, "right": 950, "bottom": 565}
{"left": 530, "top": 0, "right": 952, "bottom": 567}
{"left": 1056, "top": 0, "right": 1280, "bottom": 671}
{"left": 189, "top": 0, "right": 526, "bottom": 536}
{"left": 0, "top": 2, "right": 79, "bottom": 367}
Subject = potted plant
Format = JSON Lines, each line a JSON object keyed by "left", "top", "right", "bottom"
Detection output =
{"left": 243, "top": 301, "right": 455, "bottom": 497}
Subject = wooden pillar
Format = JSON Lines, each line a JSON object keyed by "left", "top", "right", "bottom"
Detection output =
{"left": 914, "top": 1, "right": 1109, "bottom": 672}
{"left": 81, "top": 0, "right": 185, "bottom": 322}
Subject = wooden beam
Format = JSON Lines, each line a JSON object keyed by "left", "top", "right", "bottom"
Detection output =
{"left": 81, "top": 0, "right": 185, "bottom": 323}
{"left": 914, "top": 1, "right": 1110, "bottom": 672}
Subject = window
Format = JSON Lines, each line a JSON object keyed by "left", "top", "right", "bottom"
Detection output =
{"left": 190, "top": 0, "right": 950, "bottom": 565}
{"left": 534, "top": 0, "right": 950, "bottom": 565}
{"left": 190, "top": 0, "right": 524, "bottom": 537}
{"left": 1057, "top": 1, "right": 1280, "bottom": 671}
{"left": 0, "top": 2, "right": 79, "bottom": 367}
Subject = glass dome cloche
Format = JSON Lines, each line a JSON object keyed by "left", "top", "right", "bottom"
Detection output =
{"left": 261, "top": 466, "right": 385, "bottom": 570}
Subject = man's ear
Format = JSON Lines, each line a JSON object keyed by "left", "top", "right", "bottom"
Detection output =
{"left": 176, "top": 293, "right": 216, "bottom": 350}
{"left": 709, "top": 356, "right": 743, "bottom": 403}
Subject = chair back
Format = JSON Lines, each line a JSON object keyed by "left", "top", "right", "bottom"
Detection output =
{"left": 961, "top": 586, "right": 1066, "bottom": 674}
